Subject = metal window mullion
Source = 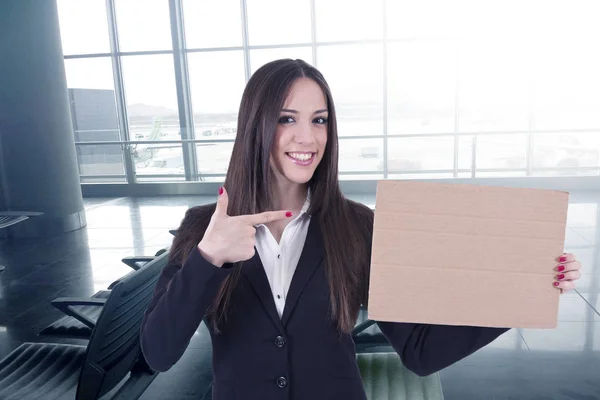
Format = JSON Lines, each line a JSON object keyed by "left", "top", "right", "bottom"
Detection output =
{"left": 240, "top": 0, "right": 251, "bottom": 81}
{"left": 73, "top": 127, "right": 600, "bottom": 146}
{"left": 75, "top": 139, "right": 237, "bottom": 145}
{"left": 81, "top": 167, "right": 600, "bottom": 179}
{"left": 526, "top": 132, "right": 535, "bottom": 178}
{"left": 116, "top": 49, "right": 174, "bottom": 56}
{"left": 67, "top": 38, "right": 466, "bottom": 58}
{"left": 316, "top": 39, "right": 384, "bottom": 47}
{"left": 136, "top": 174, "right": 187, "bottom": 178}
{"left": 596, "top": 205, "right": 600, "bottom": 253}
{"left": 64, "top": 52, "right": 113, "bottom": 59}
{"left": 70, "top": 38, "right": 463, "bottom": 57}
{"left": 106, "top": 0, "right": 136, "bottom": 184}
{"left": 471, "top": 134, "right": 478, "bottom": 179}
{"left": 382, "top": 0, "right": 388, "bottom": 179}
{"left": 79, "top": 174, "right": 127, "bottom": 179}
{"left": 310, "top": 0, "right": 317, "bottom": 65}
{"left": 186, "top": 46, "right": 244, "bottom": 54}
{"left": 526, "top": 60, "right": 536, "bottom": 177}
{"left": 453, "top": 41, "right": 461, "bottom": 178}
{"left": 169, "top": 0, "right": 198, "bottom": 181}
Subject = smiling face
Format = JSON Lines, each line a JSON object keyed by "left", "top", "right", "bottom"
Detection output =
{"left": 270, "top": 77, "right": 328, "bottom": 187}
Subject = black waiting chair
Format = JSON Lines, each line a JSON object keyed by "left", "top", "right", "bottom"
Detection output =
{"left": 120, "top": 256, "right": 156, "bottom": 271}
{"left": 352, "top": 309, "right": 445, "bottom": 399}
{"left": 38, "top": 291, "right": 111, "bottom": 340}
{"left": 357, "top": 353, "right": 444, "bottom": 400}
{"left": 0, "top": 211, "right": 43, "bottom": 229}
{"left": 121, "top": 248, "right": 167, "bottom": 271}
{"left": 352, "top": 307, "right": 392, "bottom": 354}
{"left": 38, "top": 249, "right": 168, "bottom": 340}
{"left": 0, "top": 249, "right": 166, "bottom": 400}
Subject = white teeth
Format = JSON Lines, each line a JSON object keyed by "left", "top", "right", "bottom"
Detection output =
{"left": 288, "top": 152, "right": 312, "bottom": 161}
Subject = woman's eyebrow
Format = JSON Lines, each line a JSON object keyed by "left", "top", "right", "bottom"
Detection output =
{"left": 280, "top": 108, "right": 328, "bottom": 114}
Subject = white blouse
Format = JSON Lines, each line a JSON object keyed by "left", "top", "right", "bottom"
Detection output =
{"left": 254, "top": 193, "right": 311, "bottom": 318}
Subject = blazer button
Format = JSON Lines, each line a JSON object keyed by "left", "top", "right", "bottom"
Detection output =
{"left": 275, "top": 335, "right": 286, "bottom": 348}
{"left": 276, "top": 376, "right": 288, "bottom": 388}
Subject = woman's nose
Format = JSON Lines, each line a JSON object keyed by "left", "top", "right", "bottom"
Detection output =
{"left": 294, "top": 123, "right": 316, "bottom": 144}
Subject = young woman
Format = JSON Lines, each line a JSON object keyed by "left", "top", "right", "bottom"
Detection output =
{"left": 140, "top": 59, "right": 581, "bottom": 399}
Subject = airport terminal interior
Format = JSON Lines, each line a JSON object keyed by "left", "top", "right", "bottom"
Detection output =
{"left": 1, "top": 1, "right": 599, "bottom": 399}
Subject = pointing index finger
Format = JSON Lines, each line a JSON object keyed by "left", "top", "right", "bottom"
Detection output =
{"left": 243, "top": 210, "right": 292, "bottom": 225}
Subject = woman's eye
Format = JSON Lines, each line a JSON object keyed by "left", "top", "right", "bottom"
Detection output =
{"left": 278, "top": 116, "right": 295, "bottom": 124}
{"left": 313, "top": 117, "right": 328, "bottom": 124}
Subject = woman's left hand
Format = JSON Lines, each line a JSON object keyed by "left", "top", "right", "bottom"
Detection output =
{"left": 554, "top": 253, "right": 582, "bottom": 293}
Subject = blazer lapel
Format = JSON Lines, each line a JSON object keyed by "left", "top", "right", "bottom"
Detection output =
{"left": 281, "top": 218, "right": 324, "bottom": 326}
{"left": 241, "top": 252, "right": 284, "bottom": 331}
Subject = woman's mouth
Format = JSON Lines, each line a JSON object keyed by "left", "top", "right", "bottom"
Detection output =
{"left": 285, "top": 152, "right": 315, "bottom": 166}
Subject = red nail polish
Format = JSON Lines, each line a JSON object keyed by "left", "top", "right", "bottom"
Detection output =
{"left": 557, "top": 274, "right": 565, "bottom": 280}
{"left": 218, "top": 187, "right": 224, "bottom": 195}
{"left": 559, "top": 256, "right": 567, "bottom": 262}
{"left": 285, "top": 211, "right": 292, "bottom": 218}
{"left": 554, "top": 282, "right": 560, "bottom": 287}
{"left": 557, "top": 265, "right": 565, "bottom": 272}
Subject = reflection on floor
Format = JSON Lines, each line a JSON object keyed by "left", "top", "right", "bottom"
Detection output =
{"left": 0, "top": 192, "right": 599, "bottom": 400}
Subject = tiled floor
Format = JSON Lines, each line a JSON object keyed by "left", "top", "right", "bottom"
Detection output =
{"left": 0, "top": 192, "right": 599, "bottom": 400}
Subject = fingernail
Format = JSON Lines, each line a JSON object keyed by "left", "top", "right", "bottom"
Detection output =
{"left": 559, "top": 256, "right": 567, "bottom": 262}
{"left": 557, "top": 265, "right": 565, "bottom": 272}
{"left": 557, "top": 274, "right": 565, "bottom": 280}
{"left": 218, "top": 187, "right": 224, "bottom": 195}
{"left": 554, "top": 282, "right": 560, "bottom": 287}
{"left": 285, "top": 211, "right": 292, "bottom": 218}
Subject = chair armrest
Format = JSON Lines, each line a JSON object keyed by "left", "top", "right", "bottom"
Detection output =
{"left": 50, "top": 297, "right": 107, "bottom": 329}
{"left": 121, "top": 256, "right": 155, "bottom": 270}
{"left": 0, "top": 211, "right": 43, "bottom": 217}
{"left": 0, "top": 216, "right": 28, "bottom": 228}
{"left": 352, "top": 319, "right": 377, "bottom": 337}
{"left": 0, "top": 212, "right": 43, "bottom": 229}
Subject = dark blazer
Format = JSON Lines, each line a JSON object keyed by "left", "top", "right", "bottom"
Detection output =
{"left": 140, "top": 202, "right": 509, "bottom": 400}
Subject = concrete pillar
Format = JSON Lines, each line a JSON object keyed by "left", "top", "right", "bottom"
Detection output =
{"left": 0, "top": 0, "right": 86, "bottom": 237}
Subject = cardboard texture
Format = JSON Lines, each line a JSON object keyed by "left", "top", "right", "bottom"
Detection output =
{"left": 367, "top": 180, "right": 569, "bottom": 329}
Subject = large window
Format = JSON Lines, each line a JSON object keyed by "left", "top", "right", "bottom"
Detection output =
{"left": 63, "top": 57, "right": 126, "bottom": 182}
{"left": 58, "top": 0, "right": 600, "bottom": 184}
{"left": 120, "top": 54, "right": 182, "bottom": 179}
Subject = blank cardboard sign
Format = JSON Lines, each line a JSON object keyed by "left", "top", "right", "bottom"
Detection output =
{"left": 367, "top": 181, "right": 569, "bottom": 329}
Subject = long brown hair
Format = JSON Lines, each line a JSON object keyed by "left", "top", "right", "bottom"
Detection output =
{"left": 180, "top": 59, "right": 372, "bottom": 333}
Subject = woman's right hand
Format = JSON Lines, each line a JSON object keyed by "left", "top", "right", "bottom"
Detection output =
{"left": 197, "top": 187, "right": 292, "bottom": 267}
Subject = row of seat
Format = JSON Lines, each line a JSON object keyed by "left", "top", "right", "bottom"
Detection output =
{"left": 0, "top": 225, "right": 444, "bottom": 399}
{"left": 0, "top": 249, "right": 169, "bottom": 399}
{"left": 37, "top": 250, "right": 167, "bottom": 340}
{"left": 0, "top": 211, "right": 43, "bottom": 230}
{"left": 353, "top": 310, "right": 444, "bottom": 400}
